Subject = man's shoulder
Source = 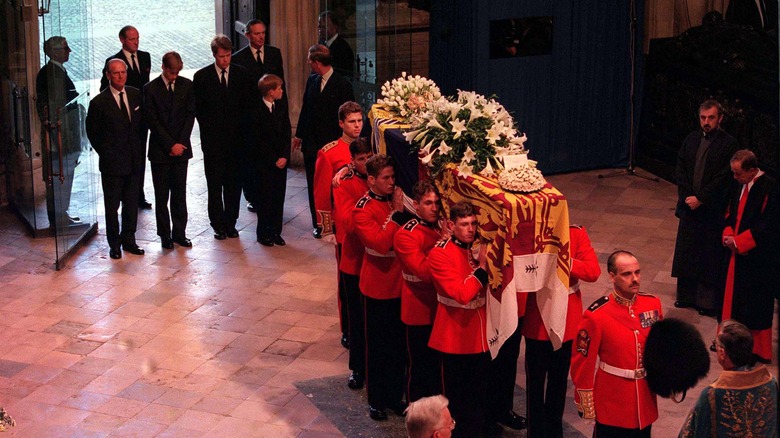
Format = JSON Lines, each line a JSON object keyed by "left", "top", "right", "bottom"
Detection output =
{"left": 585, "top": 294, "right": 610, "bottom": 312}
{"left": 320, "top": 140, "right": 340, "bottom": 153}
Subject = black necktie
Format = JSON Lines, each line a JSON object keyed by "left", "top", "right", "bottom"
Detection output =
{"left": 316, "top": 75, "right": 322, "bottom": 93}
{"left": 256, "top": 49, "right": 263, "bottom": 65}
{"left": 168, "top": 81, "right": 174, "bottom": 93}
{"left": 119, "top": 91, "right": 129, "bottom": 121}
{"left": 271, "top": 102, "right": 275, "bottom": 113}
{"left": 220, "top": 69, "right": 227, "bottom": 88}
{"left": 131, "top": 54, "right": 139, "bottom": 73}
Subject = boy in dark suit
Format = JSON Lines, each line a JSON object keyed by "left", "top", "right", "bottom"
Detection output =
{"left": 252, "top": 74, "right": 291, "bottom": 246}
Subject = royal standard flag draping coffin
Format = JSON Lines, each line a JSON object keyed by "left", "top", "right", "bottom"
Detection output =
{"left": 436, "top": 165, "right": 571, "bottom": 357}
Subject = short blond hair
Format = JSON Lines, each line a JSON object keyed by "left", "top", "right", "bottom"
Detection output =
{"left": 405, "top": 395, "right": 449, "bottom": 438}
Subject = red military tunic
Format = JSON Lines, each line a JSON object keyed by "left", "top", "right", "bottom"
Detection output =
{"left": 570, "top": 292, "right": 662, "bottom": 430}
{"left": 313, "top": 138, "right": 351, "bottom": 238}
{"left": 353, "top": 190, "right": 406, "bottom": 299}
{"left": 428, "top": 237, "right": 489, "bottom": 354}
{"left": 523, "top": 225, "right": 601, "bottom": 342}
{"left": 394, "top": 218, "right": 442, "bottom": 326}
{"left": 333, "top": 170, "right": 368, "bottom": 275}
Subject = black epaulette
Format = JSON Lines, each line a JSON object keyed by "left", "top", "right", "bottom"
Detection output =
{"left": 355, "top": 196, "right": 370, "bottom": 209}
{"left": 435, "top": 238, "right": 449, "bottom": 248}
{"left": 587, "top": 295, "right": 609, "bottom": 312}
{"left": 403, "top": 219, "right": 419, "bottom": 231}
{"left": 570, "top": 224, "right": 583, "bottom": 229}
{"left": 342, "top": 168, "right": 356, "bottom": 180}
{"left": 320, "top": 140, "right": 339, "bottom": 153}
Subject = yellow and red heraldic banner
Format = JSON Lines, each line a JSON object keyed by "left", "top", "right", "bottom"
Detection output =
{"left": 436, "top": 165, "right": 571, "bottom": 357}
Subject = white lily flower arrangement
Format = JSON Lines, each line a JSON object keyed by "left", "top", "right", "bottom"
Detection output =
{"left": 377, "top": 72, "right": 442, "bottom": 122}
{"left": 404, "top": 89, "right": 529, "bottom": 178}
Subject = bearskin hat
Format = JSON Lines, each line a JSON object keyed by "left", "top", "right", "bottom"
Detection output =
{"left": 644, "top": 318, "right": 710, "bottom": 398}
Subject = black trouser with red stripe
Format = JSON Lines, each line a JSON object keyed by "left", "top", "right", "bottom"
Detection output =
{"left": 442, "top": 351, "right": 490, "bottom": 438}
{"left": 364, "top": 296, "right": 405, "bottom": 410}
{"left": 525, "top": 338, "right": 572, "bottom": 438}
{"left": 405, "top": 324, "right": 440, "bottom": 402}
{"left": 342, "top": 272, "right": 365, "bottom": 375}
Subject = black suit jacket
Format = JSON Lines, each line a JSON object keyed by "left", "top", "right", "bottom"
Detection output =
{"left": 100, "top": 50, "right": 152, "bottom": 91}
{"left": 143, "top": 76, "right": 196, "bottom": 164}
{"left": 328, "top": 35, "right": 354, "bottom": 79}
{"left": 193, "top": 63, "right": 252, "bottom": 158}
{"left": 232, "top": 44, "right": 287, "bottom": 102}
{"left": 295, "top": 70, "right": 354, "bottom": 155}
{"left": 86, "top": 86, "right": 145, "bottom": 176}
{"left": 251, "top": 99, "right": 292, "bottom": 167}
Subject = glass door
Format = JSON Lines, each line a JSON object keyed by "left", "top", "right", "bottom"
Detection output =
{"left": 39, "top": 0, "right": 98, "bottom": 269}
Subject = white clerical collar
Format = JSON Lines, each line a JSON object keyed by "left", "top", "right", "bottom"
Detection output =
{"left": 325, "top": 33, "right": 338, "bottom": 47}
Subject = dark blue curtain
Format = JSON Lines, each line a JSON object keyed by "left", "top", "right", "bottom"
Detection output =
{"left": 430, "top": 0, "right": 643, "bottom": 174}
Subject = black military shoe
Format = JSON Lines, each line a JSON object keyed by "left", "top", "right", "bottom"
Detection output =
{"left": 347, "top": 372, "right": 364, "bottom": 390}
{"left": 369, "top": 406, "right": 387, "bottom": 421}
{"left": 497, "top": 410, "right": 527, "bottom": 430}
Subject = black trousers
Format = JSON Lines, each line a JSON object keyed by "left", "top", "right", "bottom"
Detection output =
{"left": 525, "top": 338, "right": 573, "bottom": 438}
{"left": 151, "top": 161, "right": 188, "bottom": 240}
{"left": 364, "top": 296, "right": 405, "bottom": 409}
{"left": 303, "top": 150, "right": 318, "bottom": 228}
{"left": 255, "top": 165, "right": 287, "bottom": 238}
{"left": 335, "top": 245, "right": 348, "bottom": 336}
{"left": 594, "top": 423, "right": 651, "bottom": 438}
{"left": 405, "top": 324, "right": 441, "bottom": 402}
{"left": 203, "top": 154, "right": 241, "bottom": 232}
{"left": 342, "top": 272, "right": 365, "bottom": 375}
{"left": 442, "top": 351, "right": 490, "bottom": 438}
{"left": 138, "top": 129, "right": 149, "bottom": 203}
{"left": 676, "top": 276, "right": 720, "bottom": 313}
{"left": 101, "top": 171, "right": 140, "bottom": 249}
{"left": 47, "top": 151, "right": 80, "bottom": 227}
{"left": 486, "top": 318, "right": 522, "bottom": 424}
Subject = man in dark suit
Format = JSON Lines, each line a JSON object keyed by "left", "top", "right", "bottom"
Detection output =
{"left": 193, "top": 34, "right": 252, "bottom": 240}
{"left": 100, "top": 25, "right": 153, "bottom": 210}
{"left": 143, "top": 51, "right": 195, "bottom": 250}
{"left": 232, "top": 18, "right": 286, "bottom": 213}
{"left": 86, "top": 59, "right": 146, "bottom": 259}
{"left": 318, "top": 11, "right": 355, "bottom": 80}
{"left": 294, "top": 44, "right": 354, "bottom": 238}
{"left": 35, "top": 36, "right": 83, "bottom": 228}
{"left": 251, "top": 74, "right": 291, "bottom": 246}
{"left": 672, "top": 99, "right": 738, "bottom": 316}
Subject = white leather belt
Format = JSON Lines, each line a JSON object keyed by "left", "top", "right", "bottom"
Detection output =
{"left": 403, "top": 272, "right": 423, "bottom": 283}
{"left": 599, "top": 362, "right": 646, "bottom": 379}
{"left": 437, "top": 294, "right": 486, "bottom": 309}
{"left": 365, "top": 248, "right": 396, "bottom": 257}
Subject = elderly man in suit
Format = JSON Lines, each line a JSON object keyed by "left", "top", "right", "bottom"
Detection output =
{"left": 232, "top": 18, "right": 286, "bottom": 213}
{"left": 143, "top": 51, "right": 196, "bottom": 250}
{"left": 86, "top": 59, "right": 146, "bottom": 259}
{"left": 35, "top": 36, "right": 82, "bottom": 228}
{"left": 100, "top": 25, "right": 153, "bottom": 210}
{"left": 193, "top": 34, "right": 252, "bottom": 240}
{"left": 294, "top": 44, "right": 354, "bottom": 238}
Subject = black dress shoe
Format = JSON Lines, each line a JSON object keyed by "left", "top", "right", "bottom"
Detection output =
{"left": 312, "top": 228, "right": 322, "bottom": 239}
{"left": 139, "top": 200, "right": 153, "bottom": 210}
{"left": 173, "top": 237, "right": 192, "bottom": 247}
{"left": 122, "top": 244, "right": 145, "bottom": 256}
{"left": 390, "top": 400, "right": 408, "bottom": 417}
{"left": 347, "top": 371, "right": 364, "bottom": 390}
{"left": 66, "top": 212, "right": 80, "bottom": 222}
{"left": 161, "top": 238, "right": 174, "bottom": 249}
{"left": 258, "top": 237, "right": 274, "bottom": 247}
{"left": 341, "top": 335, "right": 349, "bottom": 349}
{"left": 214, "top": 231, "right": 227, "bottom": 240}
{"left": 272, "top": 235, "right": 286, "bottom": 246}
{"left": 674, "top": 301, "right": 695, "bottom": 309}
{"left": 227, "top": 229, "right": 239, "bottom": 238}
{"left": 247, "top": 203, "right": 256, "bottom": 212}
{"left": 497, "top": 410, "right": 527, "bottom": 430}
{"left": 368, "top": 406, "right": 387, "bottom": 421}
{"left": 109, "top": 248, "right": 122, "bottom": 259}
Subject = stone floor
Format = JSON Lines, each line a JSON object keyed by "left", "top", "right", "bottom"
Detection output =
{"left": 0, "top": 137, "right": 776, "bottom": 436}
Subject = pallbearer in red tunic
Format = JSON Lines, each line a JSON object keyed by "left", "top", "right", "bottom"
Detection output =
{"left": 523, "top": 224, "right": 600, "bottom": 438}
{"left": 332, "top": 138, "right": 372, "bottom": 389}
{"left": 570, "top": 250, "right": 662, "bottom": 438}
{"left": 721, "top": 149, "right": 778, "bottom": 363}
{"left": 394, "top": 180, "right": 445, "bottom": 403}
{"left": 353, "top": 154, "right": 411, "bottom": 421}
{"left": 312, "top": 102, "right": 363, "bottom": 349}
{"left": 428, "top": 202, "right": 490, "bottom": 438}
